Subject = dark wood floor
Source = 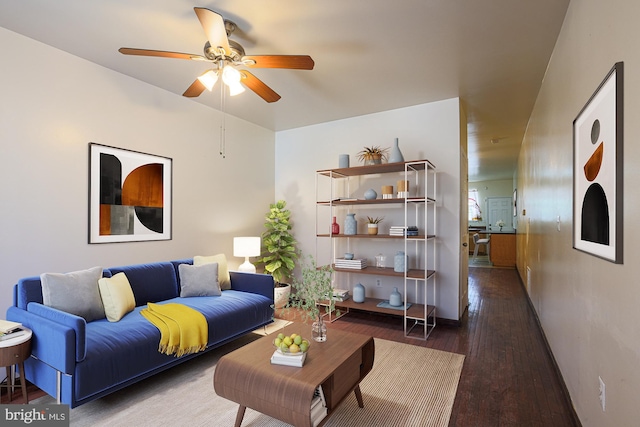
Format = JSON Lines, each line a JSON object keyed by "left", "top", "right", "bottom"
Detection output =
{"left": 285, "top": 266, "right": 579, "bottom": 427}
{"left": 8, "top": 267, "right": 579, "bottom": 426}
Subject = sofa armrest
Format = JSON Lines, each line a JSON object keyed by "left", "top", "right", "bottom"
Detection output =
{"left": 229, "top": 271, "right": 274, "bottom": 301}
{"left": 6, "top": 304, "right": 86, "bottom": 374}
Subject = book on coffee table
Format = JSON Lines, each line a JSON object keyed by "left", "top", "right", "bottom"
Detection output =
{"left": 270, "top": 350, "right": 307, "bottom": 367}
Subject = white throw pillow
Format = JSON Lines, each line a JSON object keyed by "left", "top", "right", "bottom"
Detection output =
{"left": 98, "top": 272, "right": 136, "bottom": 322}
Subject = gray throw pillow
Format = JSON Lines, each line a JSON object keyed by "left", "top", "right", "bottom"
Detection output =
{"left": 178, "top": 263, "right": 221, "bottom": 297}
{"left": 41, "top": 266, "right": 105, "bottom": 322}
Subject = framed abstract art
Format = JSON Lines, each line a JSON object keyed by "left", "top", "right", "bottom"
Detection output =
{"left": 89, "top": 143, "right": 172, "bottom": 243}
{"left": 573, "top": 62, "right": 623, "bottom": 263}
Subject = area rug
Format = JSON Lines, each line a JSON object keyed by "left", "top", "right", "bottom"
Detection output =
{"left": 252, "top": 318, "right": 293, "bottom": 336}
{"left": 33, "top": 336, "right": 464, "bottom": 427}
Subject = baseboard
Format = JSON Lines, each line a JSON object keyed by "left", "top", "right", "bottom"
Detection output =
{"left": 516, "top": 270, "right": 582, "bottom": 427}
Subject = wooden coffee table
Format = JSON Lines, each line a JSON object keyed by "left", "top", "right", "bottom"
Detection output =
{"left": 214, "top": 322, "right": 374, "bottom": 427}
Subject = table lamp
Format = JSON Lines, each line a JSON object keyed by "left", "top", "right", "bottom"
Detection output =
{"left": 233, "top": 237, "right": 261, "bottom": 273}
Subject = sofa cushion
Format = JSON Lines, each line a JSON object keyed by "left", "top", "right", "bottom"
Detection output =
{"left": 178, "top": 263, "right": 221, "bottom": 297}
{"left": 193, "top": 254, "right": 231, "bottom": 290}
{"left": 98, "top": 273, "right": 136, "bottom": 322}
{"left": 106, "top": 262, "right": 179, "bottom": 306}
{"left": 40, "top": 266, "right": 105, "bottom": 322}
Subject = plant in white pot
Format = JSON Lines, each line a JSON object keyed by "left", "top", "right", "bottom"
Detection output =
{"left": 288, "top": 255, "right": 337, "bottom": 342}
{"left": 256, "top": 200, "right": 299, "bottom": 309}
{"left": 366, "top": 216, "right": 384, "bottom": 235}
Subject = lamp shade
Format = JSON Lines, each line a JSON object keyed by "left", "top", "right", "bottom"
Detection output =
{"left": 233, "top": 237, "right": 261, "bottom": 257}
{"left": 233, "top": 237, "right": 261, "bottom": 273}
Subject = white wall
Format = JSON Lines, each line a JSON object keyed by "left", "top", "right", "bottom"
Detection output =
{"left": 0, "top": 28, "right": 275, "bottom": 314}
{"left": 275, "top": 99, "right": 463, "bottom": 320}
{"left": 517, "top": 0, "right": 640, "bottom": 425}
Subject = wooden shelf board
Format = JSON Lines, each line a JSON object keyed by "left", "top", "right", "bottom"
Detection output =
{"left": 332, "top": 297, "right": 435, "bottom": 320}
{"left": 317, "top": 197, "right": 432, "bottom": 206}
{"left": 317, "top": 234, "right": 433, "bottom": 240}
{"left": 331, "top": 266, "right": 435, "bottom": 280}
{"left": 317, "top": 159, "right": 435, "bottom": 177}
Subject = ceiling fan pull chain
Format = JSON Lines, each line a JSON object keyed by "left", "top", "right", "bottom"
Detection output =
{"left": 220, "top": 82, "right": 226, "bottom": 158}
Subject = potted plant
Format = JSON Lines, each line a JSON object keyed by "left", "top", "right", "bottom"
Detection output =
{"left": 256, "top": 200, "right": 299, "bottom": 308}
{"left": 366, "top": 216, "right": 384, "bottom": 235}
{"left": 357, "top": 145, "right": 389, "bottom": 165}
{"left": 288, "top": 254, "right": 337, "bottom": 342}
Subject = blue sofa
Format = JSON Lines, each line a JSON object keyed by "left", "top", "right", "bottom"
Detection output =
{"left": 6, "top": 259, "right": 274, "bottom": 408}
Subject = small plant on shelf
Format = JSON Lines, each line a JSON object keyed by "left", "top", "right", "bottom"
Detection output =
{"left": 366, "top": 216, "right": 384, "bottom": 235}
{"left": 357, "top": 146, "right": 389, "bottom": 165}
{"left": 366, "top": 216, "right": 384, "bottom": 224}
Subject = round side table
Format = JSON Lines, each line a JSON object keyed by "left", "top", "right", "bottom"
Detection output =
{"left": 0, "top": 327, "right": 32, "bottom": 404}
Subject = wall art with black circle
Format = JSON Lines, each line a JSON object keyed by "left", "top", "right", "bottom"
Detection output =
{"left": 89, "top": 143, "right": 172, "bottom": 243}
{"left": 573, "top": 62, "right": 623, "bottom": 263}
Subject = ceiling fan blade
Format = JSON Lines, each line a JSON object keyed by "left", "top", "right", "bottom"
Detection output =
{"left": 183, "top": 79, "right": 207, "bottom": 98}
{"left": 240, "top": 70, "right": 281, "bottom": 103}
{"left": 242, "top": 55, "right": 314, "bottom": 70}
{"left": 118, "top": 47, "right": 207, "bottom": 61}
{"left": 194, "top": 7, "right": 230, "bottom": 56}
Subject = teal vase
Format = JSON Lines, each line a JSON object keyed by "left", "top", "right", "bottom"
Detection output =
{"left": 389, "top": 287, "right": 402, "bottom": 307}
{"left": 344, "top": 213, "right": 357, "bottom": 235}
{"left": 388, "top": 138, "right": 404, "bottom": 163}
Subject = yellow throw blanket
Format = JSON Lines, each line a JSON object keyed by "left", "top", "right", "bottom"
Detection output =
{"left": 140, "top": 303, "right": 208, "bottom": 357}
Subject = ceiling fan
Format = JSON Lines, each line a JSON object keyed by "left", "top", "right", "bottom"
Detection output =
{"left": 119, "top": 7, "right": 314, "bottom": 103}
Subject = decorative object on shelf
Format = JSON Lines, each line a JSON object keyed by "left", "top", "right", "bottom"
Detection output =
{"left": 331, "top": 216, "right": 340, "bottom": 235}
{"left": 496, "top": 219, "right": 505, "bottom": 231}
{"left": 375, "top": 253, "right": 386, "bottom": 268}
{"left": 256, "top": 200, "right": 299, "bottom": 308}
{"left": 353, "top": 283, "right": 365, "bottom": 303}
{"left": 388, "top": 138, "right": 405, "bottom": 163}
{"left": 233, "top": 236, "right": 261, "bottom": 273}
{"left": 344, "top": 252, "right": 354, "bottom": 260}
{"left": 334, "top": 258, "right": 367, "bottom": 269}
{"left": 364, "top": 189, "right": 378, "bottom": 200}
{"left": 394, "top": 251, "right": 408, "bottom": 273}
{"left": 381, "top": 185, "right": 394, "bottom": 199}
{"left": 389, "top": 287, "right": 402, "bottom": 307}
{"left": 288, "top": 255, "right": 337, "bottom": 342}
{"left": 338, "top": 154, "right": 350, "bottom": 168}
{"left": 397, "top": 180, "right": 409, "bottom": 198}
{"left": 366, "top": 216, "right": 384, "bottom": 235}
{"left": 344, "top": 213, "right": 357, "bottom": 235}
{"left": 357, "top": 146, "right": 389, "bottom": 165}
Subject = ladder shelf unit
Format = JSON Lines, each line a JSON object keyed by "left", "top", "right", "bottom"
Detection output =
{"left": 315, "top": 159, "right": 437, "bottom": 340}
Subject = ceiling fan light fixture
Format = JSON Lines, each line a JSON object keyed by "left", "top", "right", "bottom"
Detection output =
{"left": 222, "top": 65, "right": 242, "bottom": 85}
{"left": 197, "top": 70, "right": 219, "bottom": 91}
{"left": 228, "top": 81, "right": 246, "bottom": 96}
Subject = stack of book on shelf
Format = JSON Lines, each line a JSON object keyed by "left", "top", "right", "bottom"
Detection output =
{"left": 389, "top": 225, "right": 419, "bottom": 236}
{"left": 311, "top": 386, "right": 328, "bottom": 427}
{"left": 0, "top": 319, "right": 26, "bottom": 341}
{"left": 334, "top": 258, "right": 367, "bottom": 269}
{"left": 332, "top": 289, "right": 350, "bottom": 302}
{"left": 270, "top": 349, "right": 307, "bottom": 367}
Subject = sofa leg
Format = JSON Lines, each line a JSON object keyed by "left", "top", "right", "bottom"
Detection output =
{"left": 56, "top": 371, "right": 61, "bottom": 404}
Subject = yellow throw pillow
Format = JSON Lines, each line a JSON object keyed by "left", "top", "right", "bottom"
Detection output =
{"left": 98, "top": 272, "right": 136, "bottom": 322}
{"left": 194, "top": 254, "right": 231, "bottom": 290}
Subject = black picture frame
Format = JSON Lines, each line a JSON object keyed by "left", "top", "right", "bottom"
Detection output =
{"left": 89, "top": 143, "right": 173, "bottom": 243}
{"left": 572, "top": 62, "right": 623, "bottom": 263}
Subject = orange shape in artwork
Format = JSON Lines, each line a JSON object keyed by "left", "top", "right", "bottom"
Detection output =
{"left": 583, "top": 142, "right": 603, "bottom": 182}
{"left": 122, "top": 164, "right": 164, "bottom": 207}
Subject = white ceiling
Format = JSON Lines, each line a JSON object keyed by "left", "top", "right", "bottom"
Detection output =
{"left": 0, "top": 0, "right": 569, "bottom": 182}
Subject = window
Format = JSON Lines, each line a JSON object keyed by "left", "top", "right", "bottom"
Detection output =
{"left": 468, "top": 189, "right": 482, "bottom": 221}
